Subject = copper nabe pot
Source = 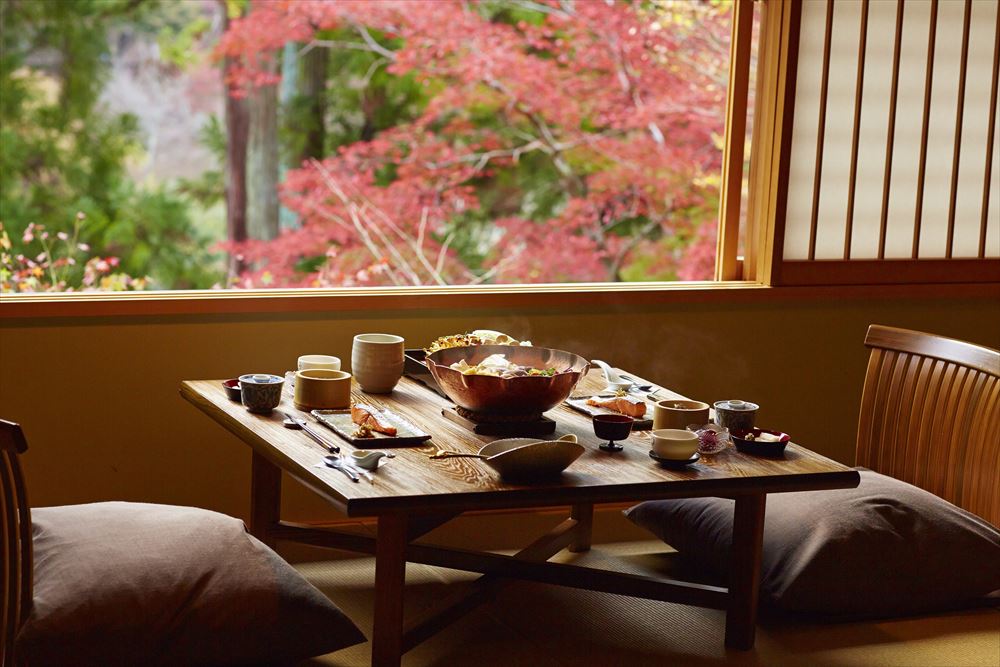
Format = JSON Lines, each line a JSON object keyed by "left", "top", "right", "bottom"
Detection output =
{"left": 425, "top": 345, "right": 590, "bottom": 416}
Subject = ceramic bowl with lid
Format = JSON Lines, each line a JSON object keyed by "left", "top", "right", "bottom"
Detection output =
{"left": 713, "top": 399, "right": 759, "bottom": 432}
{"left": 238, "top": 374, "right": 285, "bottom": 414}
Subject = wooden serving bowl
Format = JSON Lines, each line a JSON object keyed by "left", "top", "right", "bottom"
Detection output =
{"left": 425, "top": 345, "right": 590, "bottom": 416}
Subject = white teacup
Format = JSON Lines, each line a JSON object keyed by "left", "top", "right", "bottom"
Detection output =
{"left": 351, "top": 334, "right": 404, "bottom": 393}
{"left": 298, "top": 354, "right": 341, "bottom": 372}
{"left": 651, "top": 428, "right": 700, "bottom": 460}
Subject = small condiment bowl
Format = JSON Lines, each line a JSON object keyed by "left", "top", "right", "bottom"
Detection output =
{"left": 222, "top": 378, "right": 242, "bottom": 402}
{"left": 731, "top": 428, "right": 790, "bottom": 457}
{"left": 686, "top": 423, "right": 731, "bottom": 455}
{"left": 350, "top": 450, "right": 388, "bottom": 471}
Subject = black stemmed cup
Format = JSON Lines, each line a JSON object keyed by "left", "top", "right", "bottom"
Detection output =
{"left": 593, "top": 414, "right": 634, "bottom": 452}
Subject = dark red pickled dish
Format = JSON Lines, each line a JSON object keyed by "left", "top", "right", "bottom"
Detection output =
{"left": 731, "top": 428, "right": 790, "bottom": 457}
{"left": 222, "top": 379, "right": 242, "bottom": 402}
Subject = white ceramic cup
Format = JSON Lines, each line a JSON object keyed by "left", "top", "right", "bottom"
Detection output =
{"left": 351, "top": 333, "right": 404, "bottom": 393}
{"left": 650, "top": 428, "right": 700, "bottom": 460}
{"left": 297, "top": 354, "right": 341, "bottom": 372}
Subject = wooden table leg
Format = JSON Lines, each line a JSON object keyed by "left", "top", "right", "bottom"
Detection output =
{"left": 725, "top": 494, "right": 766, "bottom": 650}
{"left": 569, "top": 503, "right": 593, "bottom": 553}
{"left": 250, "top": 451, "right": 281, "bottom": 548}
{"left": 372, "top": 513, "right": 409, "bottom": 667}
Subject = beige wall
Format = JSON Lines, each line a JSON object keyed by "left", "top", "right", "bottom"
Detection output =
{"left": 3, "top": 293, "right": 996, "bottom": 520}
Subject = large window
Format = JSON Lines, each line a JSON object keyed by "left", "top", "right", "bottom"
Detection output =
{"left": 0, "top": 0, "right": 758, "bottom": 294}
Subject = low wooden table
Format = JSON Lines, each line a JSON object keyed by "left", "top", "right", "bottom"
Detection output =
{"left": 181, "top": 371, "right": 858, "bottom": 667}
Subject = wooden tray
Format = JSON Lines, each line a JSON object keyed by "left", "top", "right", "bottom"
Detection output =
{"left": 564, "top": 394, "right": 655, "bottom": 430}
{"left": 311, "top": 408, "right": 432, "bottom": 447}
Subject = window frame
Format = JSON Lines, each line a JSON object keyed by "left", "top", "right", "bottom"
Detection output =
{"left": 3, "top": 0, "right": 994, "bottom": 321}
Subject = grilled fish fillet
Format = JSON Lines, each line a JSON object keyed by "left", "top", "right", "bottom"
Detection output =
{"left": 586, "top": 396, "right": 647, "bottom": 418}
{"left": 351, "top": 403, "right": 398, "bottom": 436}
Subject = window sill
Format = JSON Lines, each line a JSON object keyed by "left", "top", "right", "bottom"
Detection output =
{"left": 0, "top": 281, "right": 996, "bottom": 319}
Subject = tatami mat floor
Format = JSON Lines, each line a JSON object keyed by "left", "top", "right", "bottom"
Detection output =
{"left": 296, "top": 540, "right": 1000, "bottom": 667}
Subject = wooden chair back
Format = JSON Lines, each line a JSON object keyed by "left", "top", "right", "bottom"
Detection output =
{"left": 0, "top": 420, "right": 31, "bottom": 667}
{"left": 857, "top": 325, "right": 1000, "bottom": 525}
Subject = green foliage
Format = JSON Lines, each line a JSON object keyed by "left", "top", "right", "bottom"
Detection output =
{"left": 177, "top": 115, "right": 226, "bottom": 207}
{"left": 0, "top": 0, "right": 225, "bottom": 290}
{"left": 158, "top": 16, "right": 212, "bottom": 67}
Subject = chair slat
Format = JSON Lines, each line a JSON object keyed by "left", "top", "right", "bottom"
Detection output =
{"left": 1, "top": 420, "right": 32, "bottom": 667}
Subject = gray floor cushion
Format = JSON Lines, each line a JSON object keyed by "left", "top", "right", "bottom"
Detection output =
{"left": 16, "top": 502, "right": 365, "bottom": 666}
{"left": 625, "top": 469, "right": 1000, "bottom": 617}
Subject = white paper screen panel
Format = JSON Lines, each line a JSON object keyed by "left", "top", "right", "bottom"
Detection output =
{"left": 784, "top": 0, "right": 999, "bottom": 261}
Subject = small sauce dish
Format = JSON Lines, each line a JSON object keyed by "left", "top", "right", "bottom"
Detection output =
{"left": 350, "top": 450, "right": 389, "bottom": 471}
{"left": 222, "top": 379, "right": 242, "bottom": 402}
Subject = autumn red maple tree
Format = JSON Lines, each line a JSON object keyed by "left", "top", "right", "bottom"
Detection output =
{"left": 216, "top": 0, "right": 732, "bottom": 287}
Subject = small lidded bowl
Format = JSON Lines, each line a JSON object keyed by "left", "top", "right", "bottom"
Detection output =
{"left": 713, "top": 399, "right": 759, "bottom": 432}
{"left": 238, "top": 373, "right": 284, "bottom": 414}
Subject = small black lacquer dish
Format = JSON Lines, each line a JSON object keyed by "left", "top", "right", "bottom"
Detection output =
{"left": 593, "top": 414, "right": 634, "bottom": 452}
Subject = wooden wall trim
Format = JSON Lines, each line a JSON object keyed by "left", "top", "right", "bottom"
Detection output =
{"left": 1, "top": 281, "right": 998, "bottom": 320}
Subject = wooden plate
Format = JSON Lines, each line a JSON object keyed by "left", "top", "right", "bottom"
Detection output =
{"left": 564, "top": 395, "right": 654, "bottom": 430}
{"left": 311, "top": 408, "right": 432, "bottom": 447}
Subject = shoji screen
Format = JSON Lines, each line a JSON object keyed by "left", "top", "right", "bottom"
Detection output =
{"left": 778, "top": 0, "right": 999, "bottom": 285}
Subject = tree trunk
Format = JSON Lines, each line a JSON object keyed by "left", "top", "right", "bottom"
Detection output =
{"left": 299, "top": 44, "right": 328, "bottom": 162}
{"left": 219, "top": 2, "right": 248, "bottom": 278}
{"left": 246, "top": 56, "right": 280, "bottom": 241}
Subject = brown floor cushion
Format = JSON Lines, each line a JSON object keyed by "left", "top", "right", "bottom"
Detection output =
{"left": 16, "top": 502, "right": 365, "bottom": 666}
{"left": 624, "top": 469, "right": 1000, "bottom": 618}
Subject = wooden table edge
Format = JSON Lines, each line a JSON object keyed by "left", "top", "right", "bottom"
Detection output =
{"left": 340, "top": 469, "right": 861, "bottom": 516}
